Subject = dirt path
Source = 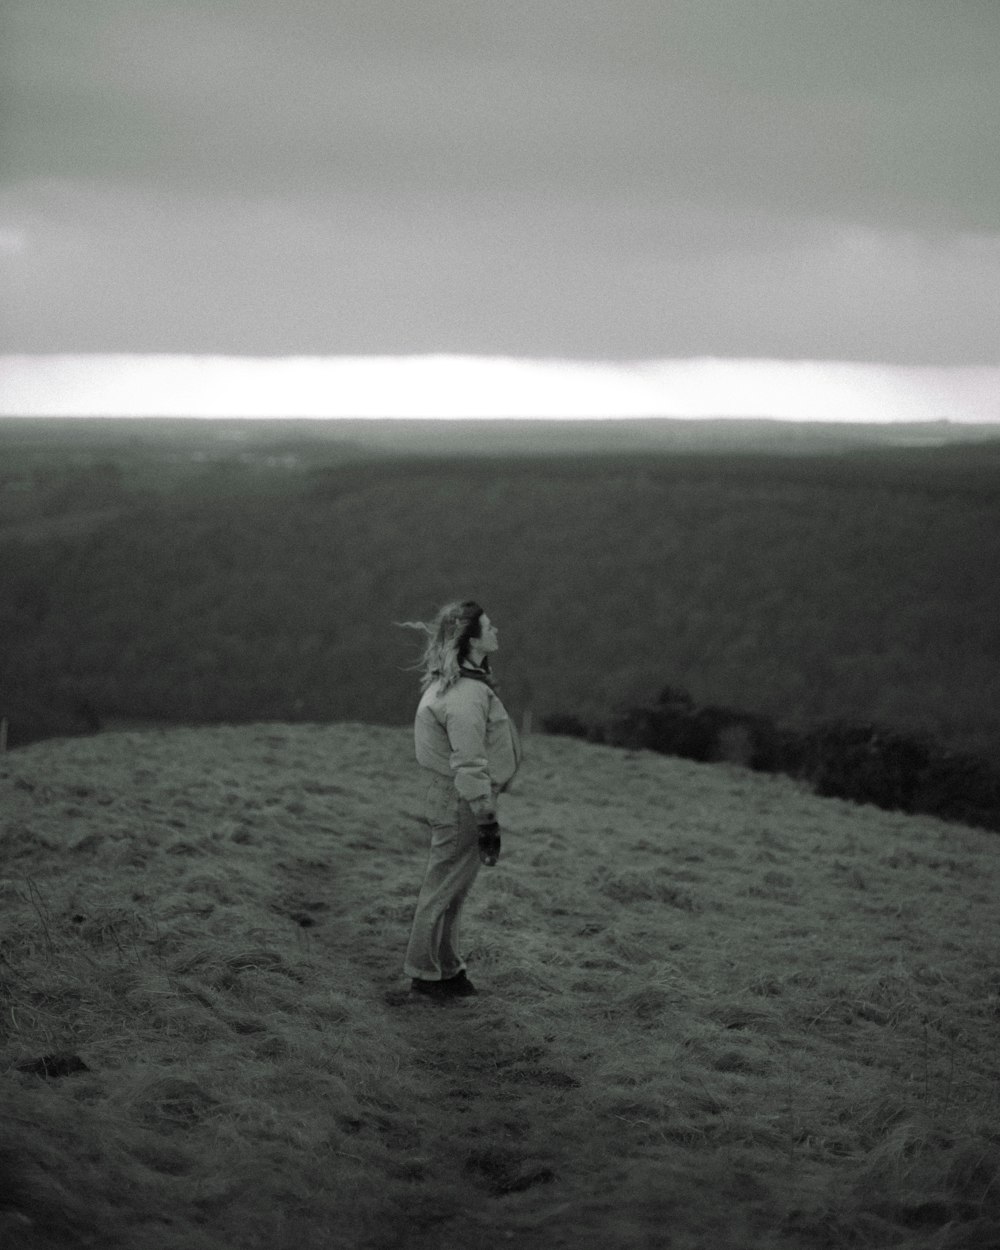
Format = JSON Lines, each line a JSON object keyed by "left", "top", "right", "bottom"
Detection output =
{"left": 375, "top": 978, "right": 593, "bottom": 1250}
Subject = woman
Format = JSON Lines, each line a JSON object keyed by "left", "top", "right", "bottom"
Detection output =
{"left": 399, "top": 600, "right": 522, "bottom": 999}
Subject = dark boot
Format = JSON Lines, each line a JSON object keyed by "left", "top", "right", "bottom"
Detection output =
{"left": 442, "top": 970, "right": 478, "bottom": 996}
{"left": 410, "top": 977, "right": 451, "bottom": 999}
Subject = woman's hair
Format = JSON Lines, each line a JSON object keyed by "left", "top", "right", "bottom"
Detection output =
{"left": 396, "top": 600, "right": 488, "bottom": 692}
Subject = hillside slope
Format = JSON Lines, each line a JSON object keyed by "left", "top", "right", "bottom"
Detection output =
{"left": 2, "top": 723, "right": 999, "bottom": 1249}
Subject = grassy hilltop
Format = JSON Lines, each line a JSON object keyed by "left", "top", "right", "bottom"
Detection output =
{"left": 2, "top": 723, "right": 999, "bottom": 1249}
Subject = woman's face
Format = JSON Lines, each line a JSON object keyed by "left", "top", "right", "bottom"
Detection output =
{"left": 474, "top": 614, "right": 500, "bottom": 655}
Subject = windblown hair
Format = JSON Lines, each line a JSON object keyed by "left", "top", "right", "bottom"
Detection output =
{"left": 396, "top": 600, "right": 489, "bottom": 692}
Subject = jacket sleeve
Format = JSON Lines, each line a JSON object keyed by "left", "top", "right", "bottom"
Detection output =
{"left": 444, "top": 683, "right": 497, "bottom": 824}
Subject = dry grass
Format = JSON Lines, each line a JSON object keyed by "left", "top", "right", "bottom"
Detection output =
{"left": 2, "top": 723, "right": 999, "bottom": 1249}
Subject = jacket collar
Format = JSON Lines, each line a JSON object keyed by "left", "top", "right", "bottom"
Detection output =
{"left": 459, "top": 662, "right": 497, "bottom": 690}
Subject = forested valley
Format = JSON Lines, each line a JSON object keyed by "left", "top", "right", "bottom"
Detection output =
{"left": 3, "top": 419, "right": 998, "bottom": 783}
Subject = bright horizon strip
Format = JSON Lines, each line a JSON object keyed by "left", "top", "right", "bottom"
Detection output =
{"left": 0, "top": 354, "right": 998, "bottom": 422}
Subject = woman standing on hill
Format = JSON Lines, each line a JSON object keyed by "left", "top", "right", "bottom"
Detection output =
{"left": 399, "top": 600, "right": 521, "bottom": 999}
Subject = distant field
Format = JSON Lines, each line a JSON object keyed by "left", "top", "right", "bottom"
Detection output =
{"left": 3, "top": 414, "right": 1000, "bottom": 460}
{"left": 1, "top": 419, "right": 999, "bottom": 761}
{"left": 2, "top": 723, "right": 999, "bottom": 1248}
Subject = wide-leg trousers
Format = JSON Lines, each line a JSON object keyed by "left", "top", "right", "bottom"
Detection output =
{"left": 403, "top": 773, "right": 485, "bottom": 982}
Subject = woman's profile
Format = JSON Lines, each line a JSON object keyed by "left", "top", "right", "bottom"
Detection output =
{"left": 398, "top": 600, "right": 522, "bottom": 999}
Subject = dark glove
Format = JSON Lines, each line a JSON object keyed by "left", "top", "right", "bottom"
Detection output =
{"left": 478, "top": 821, "right": 501, "bottom": 866}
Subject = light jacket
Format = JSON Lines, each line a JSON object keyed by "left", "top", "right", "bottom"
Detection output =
{"left": 414, "top": 670, "right": 522, "bottom": 825}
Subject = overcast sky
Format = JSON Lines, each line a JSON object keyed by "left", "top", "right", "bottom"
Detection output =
{"left": 2, "top": 0, "right": 999, "bottom": 364}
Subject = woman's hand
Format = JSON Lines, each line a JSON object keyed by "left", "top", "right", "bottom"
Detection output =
{"left": 477, "top": 821, "right": 501, "bottom": 866}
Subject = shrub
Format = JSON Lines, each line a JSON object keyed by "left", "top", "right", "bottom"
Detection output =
{"left": 564, "top": 685, "right": 1000, "bottom": 834}
{"left": 916, "top": 749, "right": 1000, "bottom": 832}
{"left": 797, "top": 722, "right": 932, "bottom": 812}
{"left": 600, "top": 687, "right": 781, "bottom": 773}
{"left": 793, "top": 721, "right": 1000, "bottom": 831}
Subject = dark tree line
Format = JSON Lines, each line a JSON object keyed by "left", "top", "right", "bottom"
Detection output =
{"left": 544, "top": 685, "right": 1000, "bottom": 834}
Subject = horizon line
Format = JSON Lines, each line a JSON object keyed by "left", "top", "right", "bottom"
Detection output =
{"left": 2, "top": 353, "right": 997, "bottom": 423}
